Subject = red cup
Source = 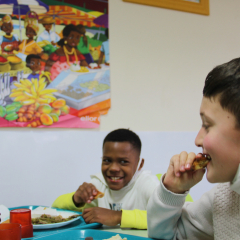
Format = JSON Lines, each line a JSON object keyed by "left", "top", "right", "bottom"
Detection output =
{"left": 0, "top": 223, "right": 21, "bottom": 240}
{"left": 10, "top": 209, "right": 33, "bottom": 238}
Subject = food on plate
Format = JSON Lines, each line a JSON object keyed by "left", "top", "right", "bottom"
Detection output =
{"left": 31, "top": 214, "right": 80, "bottom": 225}
{"left": 93, "top": 190, "right": 104, "bottom": 199}
{"left": 103, "top": 234, "right": 127, "bottom": 240}
{"left": 191, "top": 153, "right": 211, "bottom": 171}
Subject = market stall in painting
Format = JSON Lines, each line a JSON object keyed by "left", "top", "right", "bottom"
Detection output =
{"left": 0, "top": 0, "right": 109, "bottom": 128}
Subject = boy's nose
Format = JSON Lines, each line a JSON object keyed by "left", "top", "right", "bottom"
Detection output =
{"left": 109, "top": 162, "right": 120, "bottom": 172}
{"left": 195, "top": 127, "right": 204, "bottom": 147}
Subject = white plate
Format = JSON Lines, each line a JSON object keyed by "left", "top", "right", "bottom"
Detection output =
{"left": 32, "top": 207, "right": 81, "bottom": 230}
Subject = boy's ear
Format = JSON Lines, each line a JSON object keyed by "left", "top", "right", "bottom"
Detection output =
{"left": 138, "top": 158, "right": 144, "bottom": 171}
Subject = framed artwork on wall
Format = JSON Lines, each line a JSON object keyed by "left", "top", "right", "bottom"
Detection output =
{"left": 123, "top": 0, "right": 209, "bottom": 15}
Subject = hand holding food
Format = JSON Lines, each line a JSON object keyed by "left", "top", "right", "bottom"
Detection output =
{"left": 191, "top": 153, "right": 211, "bottom": 171}
{"left": 163, "top": 151, "right": 207, "bottom": 194}
{"left": 82, "top": 207, "right": 121, "bottom": 226}
{"left": 93, "top": 189, "right": 104, "bottom": 199}
{"left": 73, "top": 183, "right": 104, "bottom": 205}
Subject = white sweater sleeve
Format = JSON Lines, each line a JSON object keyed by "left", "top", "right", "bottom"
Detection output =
{"left": 147, "top": 176, "right": 216, "bottom": 240}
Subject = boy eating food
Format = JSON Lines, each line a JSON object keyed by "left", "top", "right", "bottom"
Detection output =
{"left": 147, "top": 57, "right": 240, "bottom": 239}
{"left": 52, "top": 129, "right": 159, "bottom": 228}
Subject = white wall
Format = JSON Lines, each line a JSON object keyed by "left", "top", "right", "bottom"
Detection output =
{"left": 2, "top": 0, "right": 240, "bottom": 207}
{"left": 1, "top": 130, "right": 213, "bottom": 208}
{"left": 100, "top": 0, "right": 240, "bottom": 131}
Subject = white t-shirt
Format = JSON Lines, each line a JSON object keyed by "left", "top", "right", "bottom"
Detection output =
{"left": 88, "top": 170, "right": 159, "bottom": 211}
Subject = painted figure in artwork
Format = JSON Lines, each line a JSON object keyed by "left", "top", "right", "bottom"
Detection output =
{"left": 25, "top": 53, "right": 51, "bottom": 84}
{"left": 45, "top": 24, "right": 88, "bottom": 81}
{"left": 18, "top": 11, "right": 43, "bottom": 59}
{"left": 37, "top": 16, "right": 60, "bottom": 46}
{"left": 26, "top": 54, "right": 42, "bottom": 80}
{"left": 77, "top": 24, "right": 94, "bottom": 64}
{"left": 98, "top": 28, "right": 109, "bottom": 67}
{"left": 0, "top": 15, "right": 19, "bottom": 55}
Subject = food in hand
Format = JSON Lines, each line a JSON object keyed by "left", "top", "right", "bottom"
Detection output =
{"left": 93, "top": 190, "right": 104, "bottom": 199}
{"left": 32, "top": 214, "right": 80, "bottom": 225}
{"left": 191, "top": 153, "right": 211, "bottom": 171}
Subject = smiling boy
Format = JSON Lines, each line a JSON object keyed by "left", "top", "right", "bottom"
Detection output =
{"left": 52, "top": 129, "right": 159, "bottom": 228}
{"left": 147, "top": 58, "right": 240, "bottom": 240}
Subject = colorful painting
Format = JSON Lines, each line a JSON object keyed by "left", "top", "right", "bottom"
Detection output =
{"left": 0, "top": 0, "right": 109, "bottom": 128}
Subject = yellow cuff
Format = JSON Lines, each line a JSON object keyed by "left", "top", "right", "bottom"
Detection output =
{"left": 52, "top": 192, "right": 84, "bottom": 211}
{"left": 120, "top": 209, "right": 147, "bottom": 229}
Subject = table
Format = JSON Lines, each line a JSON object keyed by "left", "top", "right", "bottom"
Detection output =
{"left": 9, "top": 206, "right": 150, "bottom": 239}
{"left": 102, "top": 225, "right": 148, "bottom": 238}
{"left": 33, "top": 228, "right": 151, "bottom": 240}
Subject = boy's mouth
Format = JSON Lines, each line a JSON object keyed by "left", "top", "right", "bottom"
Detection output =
{"left": 107, "top": 176, "right": 124, "bottom": 182}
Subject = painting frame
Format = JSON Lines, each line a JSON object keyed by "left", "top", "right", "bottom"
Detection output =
{"left": 122, "top": 0, "right": 209, "bottom": 15}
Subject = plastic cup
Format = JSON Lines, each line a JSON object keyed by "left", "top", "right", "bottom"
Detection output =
{"left": 10, "top": 209, "right": 33, "bottom": 238}
{"left": 0, "top": 223, "right": 21, "bottom": 240}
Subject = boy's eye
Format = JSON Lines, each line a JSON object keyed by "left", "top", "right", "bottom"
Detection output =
{"left": 202, "top": 124, "right": 210, "bottom": 131}
{"left": 120, "top": 160, "right": 128, "bottom": 164}
{"left": 102, "top": 159, "right": 111, "bottom": 163}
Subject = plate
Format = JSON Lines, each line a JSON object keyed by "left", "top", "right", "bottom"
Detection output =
{"left": 33, "top": 215, "right": 81, "bottom": 229}
{"left": 9, "top": 205, "right": 102, "bottom": 236}
{"left": 31, "top": 206, "right": 81, "bottom": 230}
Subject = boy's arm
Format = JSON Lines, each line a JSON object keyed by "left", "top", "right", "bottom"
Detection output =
{"left": 121, "top": 209, "right": 147, "bottom": 229}
{"left": 52, "top": 191, "right": 97, "bottom": 211}
{"left": 147, "top": 176, "right": 215, "bottom": 240}
{"left": 52, "top": 192, "right": 84, "bottom": 211}
{"left": 120, "top": 195, "right": 192, "bottom": 230}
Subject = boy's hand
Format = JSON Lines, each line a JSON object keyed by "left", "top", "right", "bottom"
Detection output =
{"left": 73, "top": 182, "right": 98, "bottom": 205}
{"left": 82, "top": 207, "right": 122, "bottom": 226}
{"left": 163, "top": 151, "right": 205, "bottom": 194}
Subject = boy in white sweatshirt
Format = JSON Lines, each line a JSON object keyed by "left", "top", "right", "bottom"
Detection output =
{"left": 52, "top": 128, "right": 159, "bottom": 228}
{"left": 147, "top": 57, "right": 240, "bottom": 240}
